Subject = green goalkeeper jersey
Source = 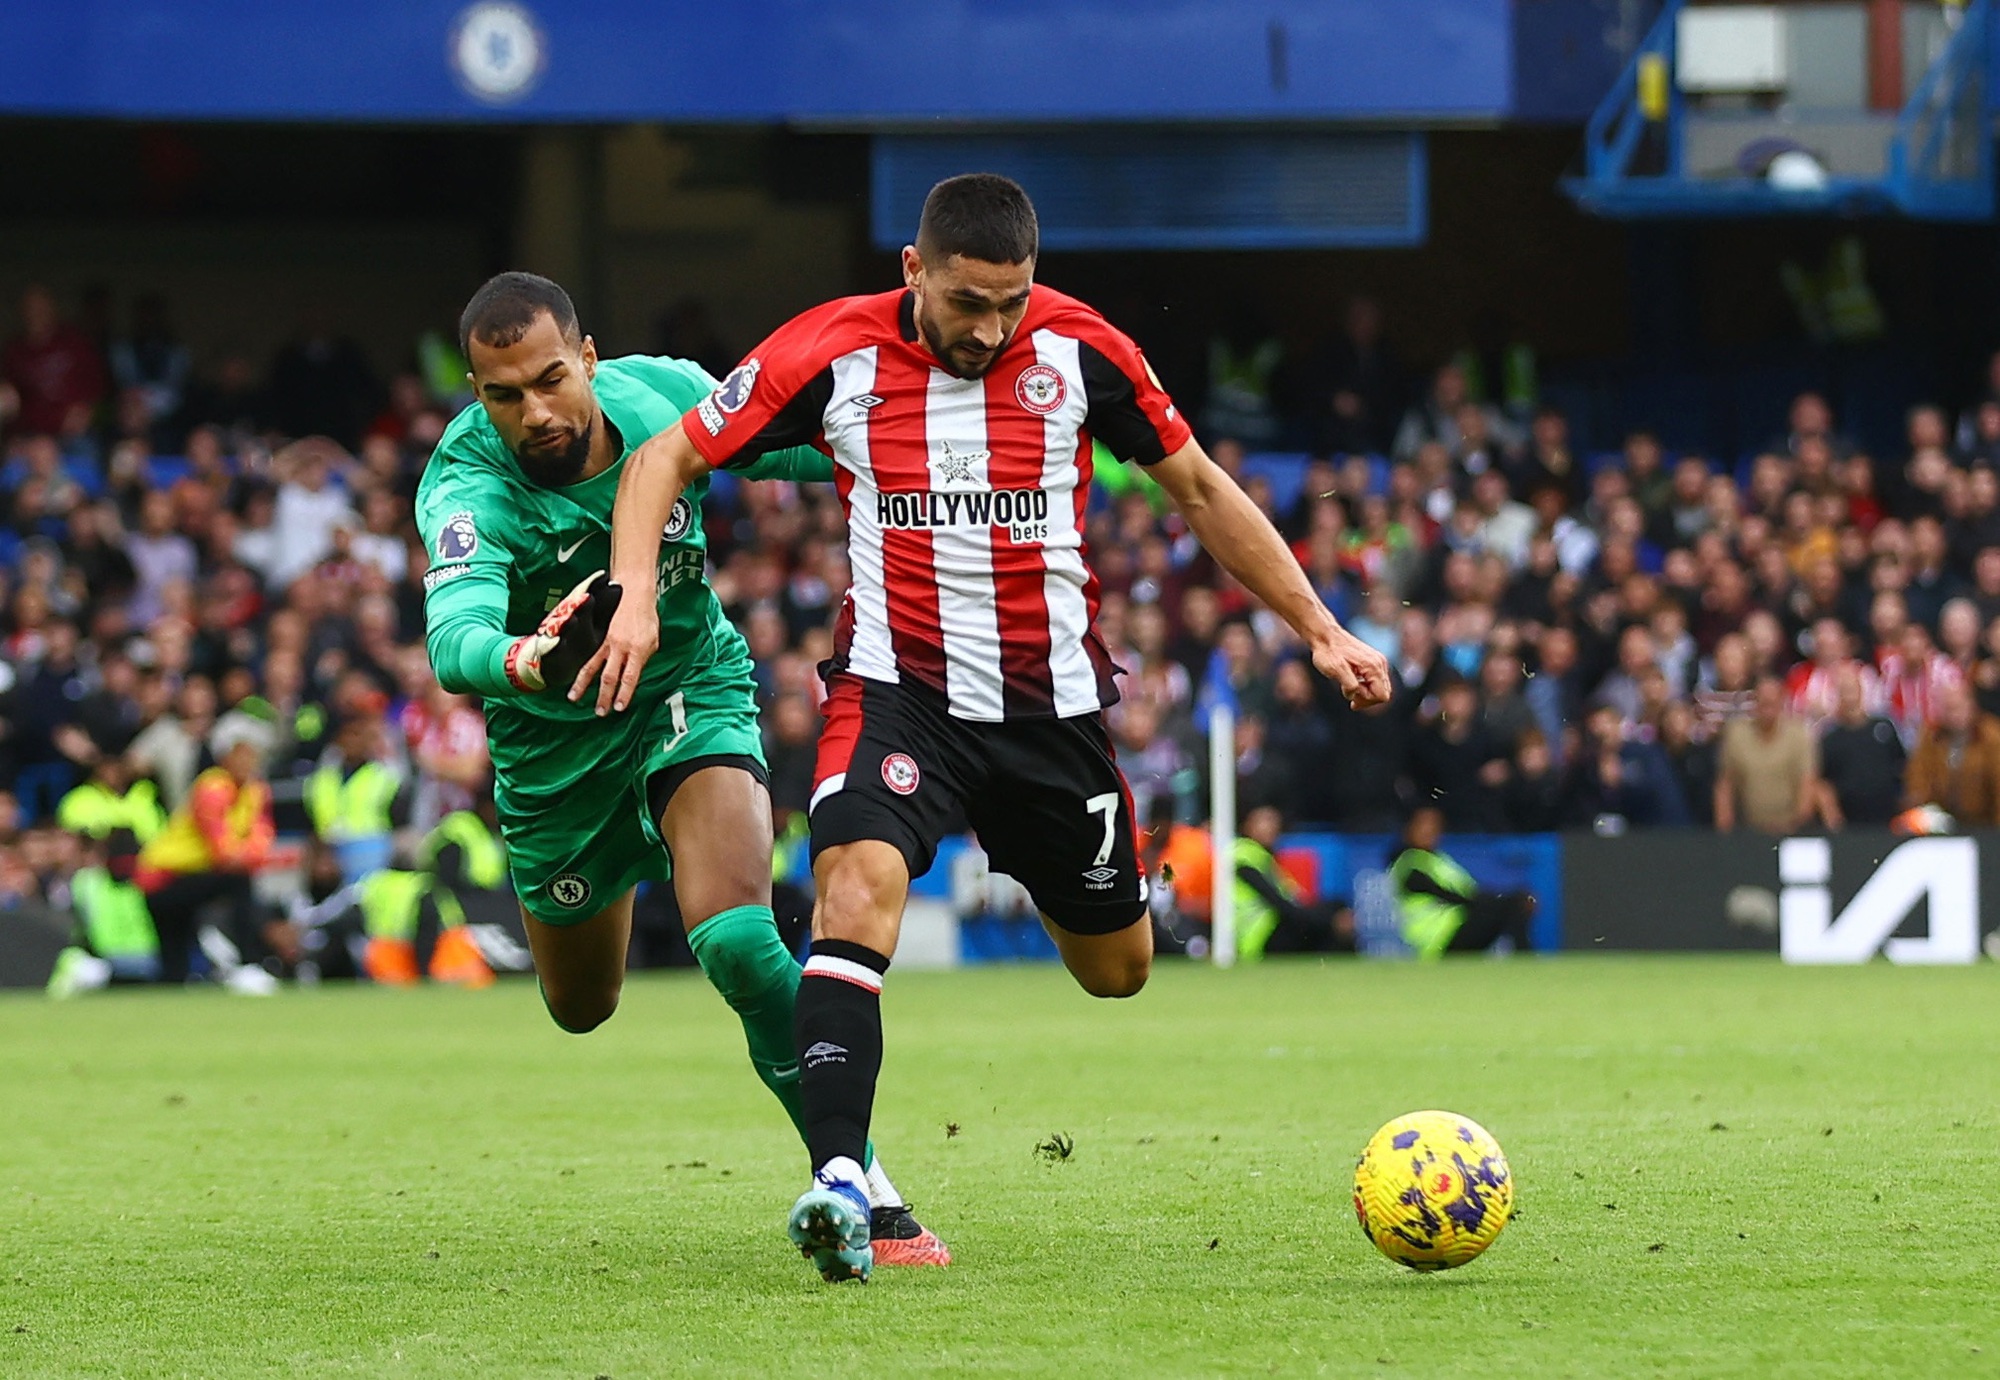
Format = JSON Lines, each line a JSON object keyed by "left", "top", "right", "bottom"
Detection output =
{"left": 415, "top": 354, "right": 829, "bottom": 789}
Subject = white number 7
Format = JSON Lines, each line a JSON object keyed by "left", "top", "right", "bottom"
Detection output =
{"left": 1085, "top": 792, "right": 1119, "bottom": 867}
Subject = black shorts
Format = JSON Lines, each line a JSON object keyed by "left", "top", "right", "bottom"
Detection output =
{"left": 644, "top": 752, "right": 768, "bottom": 827}
{"left": 808, "top": 674, "right": 1145, "bottom": 935}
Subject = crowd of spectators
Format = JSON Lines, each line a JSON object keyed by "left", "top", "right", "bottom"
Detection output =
{"left": 1138, "top": 314, "right": 2000, "bottom": 841}
{"left": 0, "top": 283, "right": 478, "bottom": 922}
{"left": 9, "top": 279, "right": 2000, "bottom": 929}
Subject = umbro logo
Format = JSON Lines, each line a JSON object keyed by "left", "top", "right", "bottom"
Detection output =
{"left": 1082, "top": 867, "right": 1118, "bottom": 884}
{"left": 851, "top": 393, "right": 885, "bottom": 412}
{"left": 804, "top": 1040, "right": 849, "bottom": 1068}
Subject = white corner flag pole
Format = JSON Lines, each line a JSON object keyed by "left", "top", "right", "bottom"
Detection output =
{"left": 1209, "top": 701, "right": 1236, "bottom": 968}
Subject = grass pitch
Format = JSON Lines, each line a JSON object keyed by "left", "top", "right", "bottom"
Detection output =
{"left": 4, "top": 956, "right": 1997, "bottom": 1378}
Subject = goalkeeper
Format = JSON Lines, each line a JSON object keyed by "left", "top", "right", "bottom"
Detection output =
{"left": 416, "top": 273, "right": 945, "bottom": 1266}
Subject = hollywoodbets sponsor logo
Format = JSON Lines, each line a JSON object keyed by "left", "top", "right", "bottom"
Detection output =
{"left": 875, "top": 487, "right": 1049, "bottom": 531}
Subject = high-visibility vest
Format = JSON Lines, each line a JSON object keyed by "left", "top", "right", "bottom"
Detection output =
{"left": 361, "top": 811, "right": 507, "bottom": 941}
{"left": 138, "top": 768, "right": 270, "bottom": 876}
{"left": 305, "top": 760, "right": 400, "bottom": 843}
{"left": 423, "top": 810, "right": 506, "bottom": 890}
{"left": 1208, "top": 338, "right": 1282, "bottom": 412}
{"left": 1782, "top": 236, "right": 1884, "bottom": 346}
{"left": 71, "top": 866, "right": 158, "bottom": 960}
{"left": 57, "top": 780, "right": 166, "bottom": 843}
{"left": 359, "top": 869, "right": 430, "bottom": 941}
{"left": 1821, "top": 236, "right": 1884, "bottom": 344}
{"left": 418, "top": 330, "right": 470, "bottom": 406}
{"left": 1231, "top": 838, "right": 1296, "bottom": 963}
{"left": 1388, "top": 846, "right": 1478, "bottom": 960}
{"left": 1456, "top": 345, "right": 1539, "bottom": 416}
{"left": 308, "top": 758, "right": 401, "bottom": 883}
{"left": 772, "top": 812, "right": 810, "bottom": 886}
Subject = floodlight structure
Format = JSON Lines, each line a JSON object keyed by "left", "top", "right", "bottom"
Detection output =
{"left": 1566, "top": 0, "right": 1993, "bottom": 221}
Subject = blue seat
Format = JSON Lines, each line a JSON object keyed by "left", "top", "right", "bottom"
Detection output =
{"left": 1239, "top": 451, "right": 1310, "bottom": 512}
{"left": 146, "top": 456, "right": 194, "bottom": 487}
{"left": 958, "top": 915, "right": 1060, "bottom": 963}
{"left": 702, "top": 468, "right": 741, "bottom": 511}
{"left": 61, "top": 453, "right": 107, "bottom": 500}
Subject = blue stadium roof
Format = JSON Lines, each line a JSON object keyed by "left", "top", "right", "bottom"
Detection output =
{"left": 2, "top": 0, "right": 1607, "bottom": 125}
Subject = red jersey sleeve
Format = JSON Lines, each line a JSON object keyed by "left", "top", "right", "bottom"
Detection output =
{"left": 681, "top": 299, "right": 846, "bottom": 470}
{"left": 1073, "top": 315, "right": 1193, "bottom": 466}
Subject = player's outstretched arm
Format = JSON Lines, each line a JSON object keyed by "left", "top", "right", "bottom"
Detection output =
{"left": 418, "top": 486, "right": 592, "bottom": 701}
{"left": 732, "top": 444, "right": 835, "bottom": 485}
{"left": 1149, "top": 439, "right": 1391, "bottom": 709}
{"left": 577, "top": 421, "right": 712, "bottom": 713}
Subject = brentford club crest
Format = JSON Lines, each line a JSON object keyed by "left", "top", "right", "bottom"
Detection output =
{"left": 1015, "top": 364, "right": 1067, "bottom": 416}
{"left": 880, "top": 753, "right": 921, "bottom": 796}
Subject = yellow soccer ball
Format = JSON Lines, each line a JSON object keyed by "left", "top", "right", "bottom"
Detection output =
{"left": 1353, "top": 1110, "right": 1513, "bottom": 1271}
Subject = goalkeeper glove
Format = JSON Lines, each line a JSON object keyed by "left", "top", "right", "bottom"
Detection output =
{"left": 503, "top": 571, "right": 624, "bottom": 693}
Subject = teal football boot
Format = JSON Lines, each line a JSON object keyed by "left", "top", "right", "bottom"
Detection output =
{"left": 787, "top": 1173, "right": 874, "bottom": 1283}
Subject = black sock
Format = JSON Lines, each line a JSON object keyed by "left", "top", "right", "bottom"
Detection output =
{"left": 795, "top": 938, "right": 889, "bottom": 1173}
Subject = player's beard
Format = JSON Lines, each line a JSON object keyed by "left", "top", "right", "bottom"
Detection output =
{"left": 917, "top": 311, "right": 1005, "bottom": 380}
{"left": 514, "top": 416, "right": 593, "bottom": 487}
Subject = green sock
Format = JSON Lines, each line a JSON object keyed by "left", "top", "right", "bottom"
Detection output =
{"left": 687, "top": 906, "right": 811, "bottom": 1142}
{"left": 685, "top": 906, "right": 875, "bottom": 1170}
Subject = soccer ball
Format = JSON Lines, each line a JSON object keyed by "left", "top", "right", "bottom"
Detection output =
{"left": 1353, "top": 1110, "right": 1513, "bottom": 1271}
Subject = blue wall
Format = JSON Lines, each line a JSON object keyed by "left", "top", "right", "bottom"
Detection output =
{"left": 873, "top": 132, "right": 1429, "bottom": 250}
{"left": 6, "top": 0, "right": 1513, "bottom": 122}
{"left": 912, "top": 832, "right": 1566, "bottom": 954}
{"left": 1512, "top": 0, "right": 1658, "bottom": 123}
{"left": 1283, "top": 832, "right": 1564, "bottom": 953}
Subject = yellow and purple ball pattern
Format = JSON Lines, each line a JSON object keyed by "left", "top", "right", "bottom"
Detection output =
{"left": 1353, "top": 1110, "right": 1513, "bottom": 1271}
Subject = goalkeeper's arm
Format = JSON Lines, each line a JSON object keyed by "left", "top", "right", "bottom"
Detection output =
{"left": 425, "top": 566, "right": 622, "bottom": 697}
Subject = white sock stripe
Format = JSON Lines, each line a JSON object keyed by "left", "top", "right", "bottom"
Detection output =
{"left": 804, "top": 954, "right": 884, "bottom": 991}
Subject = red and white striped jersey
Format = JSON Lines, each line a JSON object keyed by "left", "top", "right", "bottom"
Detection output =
{"left": 683, "top": 286, "right": 1191, "bottom": 721}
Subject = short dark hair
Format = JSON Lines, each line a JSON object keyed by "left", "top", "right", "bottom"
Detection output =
{"left": 459, "top": 271, "right": 580, "bottom": 360}
{"left": 915, "top": 173, "right": 1039, "bottom": 265}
